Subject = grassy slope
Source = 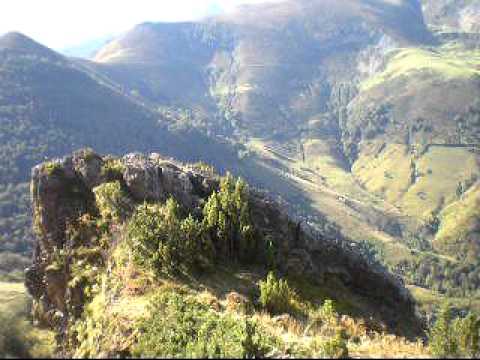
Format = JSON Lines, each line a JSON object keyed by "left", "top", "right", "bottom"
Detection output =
{"left": 408, "top": 284, "right": 480, "bottom": 315}
{"left": 361, "top": 46, "right": 480, "bottom": 91}
{"left": 435, "top": 183, "right": 480, "bottom": 258}
{"left": 353, "top": 142, "right": 479, "bottom": 219}
{"left": 245, "top": 137, "right": 421, "bottom": 269}
{"left": 71, "top": 240, "right": 429, "bottom": 358}
{"left": 0, "top": 281, "right": 55, "bottom": 358}
{"left": 350, "top": 40, "right": 480, "bottom": 264}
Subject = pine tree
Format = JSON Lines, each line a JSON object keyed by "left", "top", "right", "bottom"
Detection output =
{"left": 454, "top": 313, "right": 480, "bottom": 358}
{"left": 429, "top": 302, "right": 457, "bottom": 358}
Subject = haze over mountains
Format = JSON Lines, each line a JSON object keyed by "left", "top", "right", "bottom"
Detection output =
{"left": 0, "top": 0, "right": 479, "bottom": 305}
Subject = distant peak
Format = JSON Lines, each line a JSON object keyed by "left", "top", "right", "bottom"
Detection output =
{"left": 1, "top": 31, "right": 36, "bottom": 45}
{"left": 0, "top": 31, "right": 60, "bottom": 58}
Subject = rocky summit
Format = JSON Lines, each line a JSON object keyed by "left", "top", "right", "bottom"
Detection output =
{"left": 25, "top": 149, "right": 422, "bottom": 356}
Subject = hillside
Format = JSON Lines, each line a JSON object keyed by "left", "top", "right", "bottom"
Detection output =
{"left": 0, "top": 0, "right": 479, "bottom": 327}
{"left": 92, "top": 0, "right": 433, "bottom": 138}
{"left": 421, "top": 0, "right": 480, "bottom": 33}
{"left": 89, "top": 0, "right": 480, "bottom": 298}
{"left": 0, "top": 31, "right": 251, "bottom": 270}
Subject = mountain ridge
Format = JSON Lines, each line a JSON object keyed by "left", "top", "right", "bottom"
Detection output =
{"left": 0, "top": 0, "right": 479, "bottom": 317}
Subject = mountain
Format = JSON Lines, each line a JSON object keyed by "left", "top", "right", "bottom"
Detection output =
{"left": 0, "top": 31, "right": 249, "bottom": 264}
{"left": 89, "top": 0, "right": 480, "bottom": 293}
{"left": 93, "top": 0, "right": 433, "bottom": 137}
{"left": 421, "top": 0, "right": 480, "bottom": 33}
{"left": 0, "top": 0, "right": 479, "bottom": 310}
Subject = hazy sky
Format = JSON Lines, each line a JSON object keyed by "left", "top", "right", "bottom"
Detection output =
{"left": 0, "top": 0, "right": 280, "bottom": 50}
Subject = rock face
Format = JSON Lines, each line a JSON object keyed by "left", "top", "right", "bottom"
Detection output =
{"left": 26, "top": 149, "right": 423, "bottom": 339}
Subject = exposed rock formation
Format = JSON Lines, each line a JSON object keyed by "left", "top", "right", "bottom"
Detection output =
{"left": 25, "top": 149, "right": 423, "bottom": 341}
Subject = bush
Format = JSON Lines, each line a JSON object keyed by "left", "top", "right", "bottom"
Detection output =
{"left": 101, "top": 158, "right": 125, "bottom": 181}
{"left": 305, "top": 299, "right": 340, "bottom": 337}
{"left": 429, "top": 302, "right": 458, "bottom": 357}
{"left": 429, "top": 302, "right": 480, "bottom": 358}
{"left": 0, "top": 297, "right": 37, "bottom": 358}
{"left": 127, "top": 199, "right": 207, "bottom": 275}
{"left": 202, "top": 173, "right": 257, "bottom": 263}
{"left": 93, "top": 181, "right": 133, "bottom": 223}
{"left": 259, "top": 272, "right": 297, "bottom": 315}
{"left": 43, "top": 161, "right": 63, "bottom": 176}
{"left": 127, "top": 174, "right": 260, "bottom": 276}
{"left": 319, "top": 329, "right": 349, "bottom": 359}
{"left": 454, "top": 313, "right": 480, "bottom": 358}
{"left": 132, "top": 289, "right": 278, "bottom": 358}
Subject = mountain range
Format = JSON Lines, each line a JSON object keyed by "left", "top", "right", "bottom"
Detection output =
{"left": 0, "top": 0, "right": 479, "bottom": 307}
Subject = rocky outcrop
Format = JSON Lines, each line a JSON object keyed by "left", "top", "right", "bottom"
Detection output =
{"left": 26, "top": 149, "right": 423, "bottom": 339}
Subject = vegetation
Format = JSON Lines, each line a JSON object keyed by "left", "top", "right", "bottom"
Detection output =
{"left": 429, "top": 302, "right": 480, "bottom": 358}
{"left": 127, "top": 173, "right": 259, "bottom": 276}
{"left": 0, "top": 282, "right": 55, "bottom": 358}
{"left": 202, "top": 174, "right": 257, "bottom": 263}
{"left": 361, "top": 47, "right": 480, "bottom": 91}
{"left": 319, "top": 330, "right": 349, "bottom": 359}
{"left": 94, "top": 181, "right": 133, "bottom": 223}
{"left": 20, "top": 160, "right": 477, "bottom": 358}
{"left": 2, "top": 3, "right": 480, "bottom": 354}
{"left": 65, "top": 260, "right": 429, "bottom": 359}
{"left": 127, "top": 199, "right": 206, "bottom": 275}
{"left": 100, "top": 158, "right": 125, "bottom": 181}
{"left": 259, "top": 272, "right": 298, "bottom": 316}
{"left": 362, "top": 236, "right": 480, "bottom": 299}
{"left": 1, "top": 5, "right": 480, "bottom": 335}
{"left": 133, "top": 289, "right": 278, "bottom": 358}
{"left": 0, "top": 182, "right": 31, "bottom": 277}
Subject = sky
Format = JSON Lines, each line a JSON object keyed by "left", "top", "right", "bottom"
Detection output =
{"left": 0, "top": 0, "right": 280, "bottom": 50}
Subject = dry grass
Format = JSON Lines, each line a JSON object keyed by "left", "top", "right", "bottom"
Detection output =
{"left": 68, "top": 252, "right": 433, "bottom": 359}
{"left": 350, "top": 333, "right": 430, "bottom": 359}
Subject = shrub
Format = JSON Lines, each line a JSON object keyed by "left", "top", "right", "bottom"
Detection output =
{"left": 428, "top": 302, "right": 480, "bottom": 358}
{"left": 429, "top": 302, "right": 458, "bottom": 357}
{"left": 127, "top": 199, "right": 207, "bottom": 275}
{"left": 319, "top": 329, "right": 349, "bottom": 359}
{"left": 454, "top": 312, "right": 480, "bottom": 358}
{"left": 259, "top": 272, "right": 297, "bottom": 315}
{"left": 127, "top": 174, "right": 259, "bottom": 275}
{"left": 45, "top": 246, "right": 67, "bottom": 272}
{"left": 305, "top": 299, "right": 339, "bottom": 336}
{"left": 0, "top": 296, "right": 46, "bottom": 359}
{"left": 101, "top": 158, "right": 125, "bottom": 181}
{"left": 192, "top": 161, "right": 217, "bottom": 176}
{"left": 70, "top": 292, "right": 129, "bottom": 358}
{"left": 43, "top": 161, "right": 63, "bottom": 176}
{"left": 265, "top": 236, "right": 277, "bottom": 270}
{"left": 321, "top": 299, "right": 337, "bottom": 323}
{"left": 132, "top": 289, "right": 278, "bottom": 358}
{"left": 202, "top": 173, "right": 257, "bottom": 263}
{"left": 68, "top": 246, "right": 104, "bottom": 300}
{"left": 93, "top": 181, "right": 132, "bottom": 223}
